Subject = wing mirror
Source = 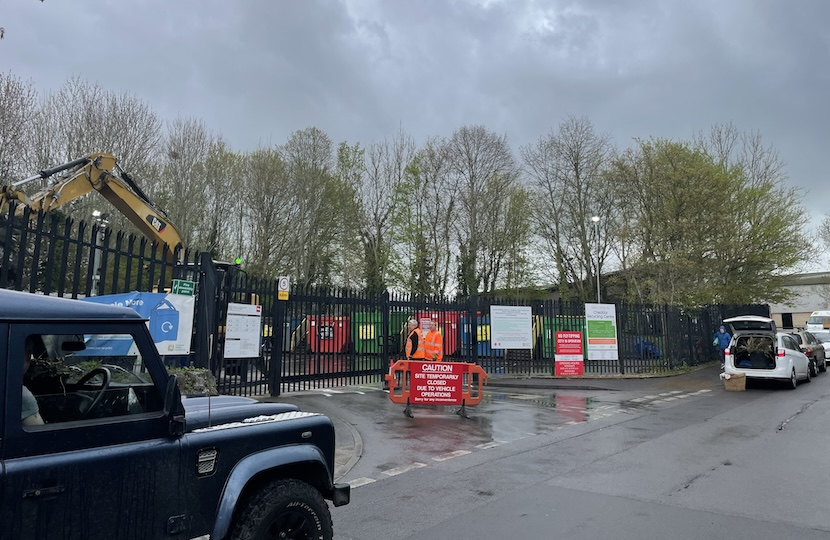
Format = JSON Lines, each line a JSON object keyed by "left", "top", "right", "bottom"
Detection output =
{"left": 164, "top": 374, "right": 185, "bottom": 437}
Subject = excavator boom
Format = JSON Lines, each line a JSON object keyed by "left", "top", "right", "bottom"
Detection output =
{"left": 1, "top": 153, "right": 184, "bottom": 257}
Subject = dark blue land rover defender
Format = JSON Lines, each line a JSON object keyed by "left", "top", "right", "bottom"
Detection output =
{"left": 0, "top": 289, "right": 349, "bottom": 539}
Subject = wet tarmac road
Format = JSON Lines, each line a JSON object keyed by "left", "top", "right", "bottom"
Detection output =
{"left": 266, "top": 364, "right": 723, "bottom": 484}
{"left": 265, "top": 364, "right": 830, "bottom": 539}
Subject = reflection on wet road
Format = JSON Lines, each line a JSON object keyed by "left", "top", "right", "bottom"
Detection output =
{"left": 283, "top": 383, "right": 714, "bottom": 488}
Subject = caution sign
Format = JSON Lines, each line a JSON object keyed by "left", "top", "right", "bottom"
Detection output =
{"left": 411, "top": 362, "right": 464, "bottom": 404}
{"left": 385, "top": 360, "right": 488, "bottom": 418}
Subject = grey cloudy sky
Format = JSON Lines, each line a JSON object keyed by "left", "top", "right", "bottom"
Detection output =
{"left": 3, "top": 0, "right": 829, "bottom": 238}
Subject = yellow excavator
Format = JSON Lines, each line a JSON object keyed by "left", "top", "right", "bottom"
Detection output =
{"left": 1, "top": 153, "right": 184, "bottom": 259}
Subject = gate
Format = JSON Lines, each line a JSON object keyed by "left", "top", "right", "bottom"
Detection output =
{"left": 2, "top": 203, "right": 770, "bottom": 397}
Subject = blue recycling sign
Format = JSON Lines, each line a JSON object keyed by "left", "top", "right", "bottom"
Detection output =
{"left": 82, "top": 292, "right": 194, "bottom": 356}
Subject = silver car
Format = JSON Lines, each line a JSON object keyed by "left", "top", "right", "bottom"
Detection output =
{"left": 811, "top": 331, "right": 830, "bottom": 366}
{"left": 788, "top": 330, "right": 827, "bottom": 376}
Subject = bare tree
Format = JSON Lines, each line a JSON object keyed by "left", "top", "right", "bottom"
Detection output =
{"left": 197, "top": 138, "right": 241, "bottom": 259}
{"left": 358, "top": 129, "right": 415, "bottom": 294}
{"left": 281, "top": 127, "right": 356, "bottom": 288}
{"left": 478, "top": 183, "right": 533, "bottom": 293}
{"left": 448, "top": 125, "right": 520, "bottom": 296}
{"left": 521, "top": 116, "right": 613, "bottom": 301}
{"left": 242, "top": 147, "right": 293, "bottom": 276}
{"left": 418, "top": 137, "right": 457, "bottom": 297}
{"left": 26, "top": 77, "right": 162, "bottom": 233}
{"left": 334, "top": 141, "right": 367, "bottom": 290}
{"left": 156, "top": 117, "right": 212, "bottom": 249}
{"left": 0, "top": 72, "right": 37, "bottom": 181}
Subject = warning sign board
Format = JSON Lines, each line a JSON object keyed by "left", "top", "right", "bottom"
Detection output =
{"left": 410, "top": 362, "right": 464, "bottom": 405}
{"left": 555, "top": 330, "right": 584, "bottom": 376}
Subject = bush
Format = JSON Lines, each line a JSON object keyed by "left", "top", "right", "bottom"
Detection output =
{"left": 167, "top": 366, "right": 219, "bottom": 396}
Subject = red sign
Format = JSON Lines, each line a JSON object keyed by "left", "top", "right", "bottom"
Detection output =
{"left": 409, "top": 362, "right": 464, "bottom": 405}
{"left": 555, "top": 331, "right": 584, "bottom": 376}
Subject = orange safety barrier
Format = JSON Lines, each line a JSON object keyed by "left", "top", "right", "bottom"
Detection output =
{"left": 384, "top": 360, "right": 488, "bottom": 418}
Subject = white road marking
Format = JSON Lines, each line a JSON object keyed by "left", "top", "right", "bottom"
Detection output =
{"left": 433, "top": 450, "right": 472, "bottom": 461}
{"left": 349, "top": 477, "right": 376, "bottom": 488}
{"left": 511, "top": 394, "right": 546, "bottom": 400}
{"left": 382, "top": 463, "right": 427, "bottom": 477}
{"left": 476, "top": 441, "right": 503, "bottom": 449}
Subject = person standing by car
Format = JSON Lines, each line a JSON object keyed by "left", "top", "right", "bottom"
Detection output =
{"left": 713, "top": 325, "right": 731, "bottom": 368}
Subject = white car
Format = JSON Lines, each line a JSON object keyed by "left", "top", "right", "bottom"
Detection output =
{"left": 810, "top": 330, "right": 830, "bottom": 366}
{"left": 723, "top": 315, "right": 810, "bottom": 389}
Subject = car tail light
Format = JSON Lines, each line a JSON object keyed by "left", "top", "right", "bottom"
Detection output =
{"left": 806, "top": 348, "right": 813, "bottom": 355}
{"left": 778, "top": 349, "right": 785, "bottom": 357}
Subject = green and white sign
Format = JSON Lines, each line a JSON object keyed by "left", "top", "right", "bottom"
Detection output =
{"left": 585, "top": 303, "right": 619, "bottom": 361}
{"left": 172, "top": 279, "right": 195, "bottom": 297}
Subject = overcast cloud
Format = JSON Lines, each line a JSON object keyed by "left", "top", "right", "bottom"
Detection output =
{"left": 2, "top": 0, "right": 829, "bottom": 245}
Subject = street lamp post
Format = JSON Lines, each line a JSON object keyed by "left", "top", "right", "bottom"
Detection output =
{"left": 591, "top": 215, "right": 600, "bottom": 303}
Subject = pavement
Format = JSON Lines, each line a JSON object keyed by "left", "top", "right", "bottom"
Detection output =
{"left": 264, "top": 362, "right": 724, "bottom": 482}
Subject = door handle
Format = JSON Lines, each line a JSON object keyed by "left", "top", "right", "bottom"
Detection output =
{"left": 22, "top": 485, "right": 65, "bottom": 499}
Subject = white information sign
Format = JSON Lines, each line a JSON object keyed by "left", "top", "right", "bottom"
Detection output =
{"left": 224, "top": 302, "right": 263, "bottom": 358}
{"left": 490, "top": 305, "right": 533, "bottom": 349}
{"left": 585, "top": 303, "right": 619, "bottom": 361}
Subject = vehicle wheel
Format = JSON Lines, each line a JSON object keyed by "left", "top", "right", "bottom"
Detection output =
{"left": 809, "top": 359, "right": 818, "bottom": 378}
{"left": 788, "top": 368, "right": 798, "bottom": 390}
{"left": 821, "top": 360, "right": 827, "bottom": 373}
{"left": 805, "top": 364, "right": 812, "bottom": 383}
{"left": 230, "top": 479, "right": 333, "bottom": 540}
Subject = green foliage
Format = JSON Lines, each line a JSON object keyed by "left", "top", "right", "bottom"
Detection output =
{"left": 609, "top": 137, "right": 808, "bottom": 307}
{"left": 167, "top": 366, "right": 218, "bottom": 396}
{"left": 388, "top": 155, "right": 434, "bottom": 296}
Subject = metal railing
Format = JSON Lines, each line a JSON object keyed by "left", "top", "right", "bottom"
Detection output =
{"left": 2, "top": 204, "right": 770, "bottom": 396}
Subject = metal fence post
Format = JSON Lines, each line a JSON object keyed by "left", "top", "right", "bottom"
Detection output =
{"left": 271, "top": 292, "right": 284, "bottom": 397}
{"left": 381, "top": 290, "right": 390, "bottom": 364}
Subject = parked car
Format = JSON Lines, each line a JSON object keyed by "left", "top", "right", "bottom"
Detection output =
{"left": 723, "top": 315, "right": 810, "bottom": 389}
{"left": 811, "top": 331, "right": 830, "bottom": 366}
{"left": 788, "top": 330, "right": 827, "bottom": 376}
{"left": 0, "top": 289, "right": 350, "bottom": 540}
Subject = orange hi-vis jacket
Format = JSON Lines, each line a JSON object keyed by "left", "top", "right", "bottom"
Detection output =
{"left": 405, "top": 329, "right": 426, "bottom": 359}
{"left": 423, "top": 328, "right": 444, "bottom": 361}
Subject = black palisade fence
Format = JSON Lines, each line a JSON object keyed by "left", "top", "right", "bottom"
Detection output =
{"left": 1, "top": 203, "right": 769, "bottom": 396}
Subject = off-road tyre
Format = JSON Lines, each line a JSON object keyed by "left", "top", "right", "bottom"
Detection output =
{"left": 230, "top": 479, "right": 333, "bottom": 540}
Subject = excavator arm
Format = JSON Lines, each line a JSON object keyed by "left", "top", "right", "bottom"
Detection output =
{"left": 1, "top": 153, "right": 184, "bottom": 258}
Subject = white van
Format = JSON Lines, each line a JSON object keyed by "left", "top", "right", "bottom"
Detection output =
{"left": 805, "top": 311, "right": 830, "bottom": 332}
